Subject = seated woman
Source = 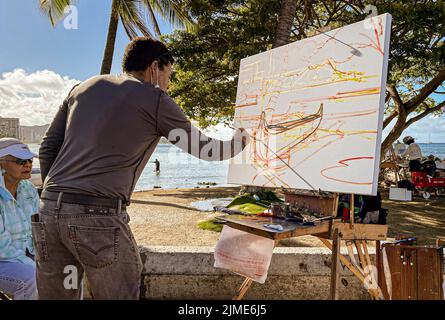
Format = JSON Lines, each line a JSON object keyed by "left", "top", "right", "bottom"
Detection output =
{"left": 0, "top": 138, "right": 39, "bottom": 300}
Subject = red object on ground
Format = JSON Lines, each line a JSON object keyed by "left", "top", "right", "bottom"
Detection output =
{"left": 342, "top": 207, "right": 349, "bottom": 222}
{"left": 411, "top": 172, "right": 445, "bottom": 189}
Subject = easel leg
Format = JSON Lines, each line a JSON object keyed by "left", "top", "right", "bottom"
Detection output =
{"left": 354, "top": 241, "right": 367, "bottom": 273}
{"left": 232, "top": 239, "right": 280, "bottom": 300}
{"left": 319, "top": 237, "right": 365, "bottom": 282}
{"left": 319, "top": 237, "right": 383, "bottom": 300}
{"left": 376, "top": 240, "right": 381, "bottom": 274}
{"left": 346, "top": 241, "right": 364, "bottom": 276}
{"left": 233, "top": 278, "right": 253, "bottom": 300}
{"left": 330, "top": 228, "right": 341, "bottom": 300}
{"left": 361, "top": 240, "right": 382, "bottom": 300}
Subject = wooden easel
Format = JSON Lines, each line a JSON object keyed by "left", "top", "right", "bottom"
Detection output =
{"left": 380, "top": 146, "right": 408, "bottom": 183}
{"left": 223, "top": 190, "right": 387, "bottom": 300}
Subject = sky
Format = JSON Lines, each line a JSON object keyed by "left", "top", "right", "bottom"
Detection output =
{"left": 0, "top": 1, "right": 444, "bottom": 142}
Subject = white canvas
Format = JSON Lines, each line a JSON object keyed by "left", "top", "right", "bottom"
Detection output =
{"left": 228, "top": 13, "right": 392, "bottom": 195}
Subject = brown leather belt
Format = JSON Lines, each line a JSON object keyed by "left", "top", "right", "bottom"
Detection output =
{"left": 41, "top": 190, "right": 126, "bottom": 210}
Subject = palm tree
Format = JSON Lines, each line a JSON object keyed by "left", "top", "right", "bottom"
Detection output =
{"left": 39, "top": 0, "right": 193, "bottom": 74}
{"left": 273, "top": 0, "right": 297, "bottom": 48}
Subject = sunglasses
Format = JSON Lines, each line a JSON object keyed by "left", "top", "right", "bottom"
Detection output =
{"left": 4, "top": 158, "right": 33, "bottom": 166}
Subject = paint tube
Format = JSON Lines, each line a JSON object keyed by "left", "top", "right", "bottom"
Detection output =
{"left": 263, "top": 224, "right": 284, "bottom": 231}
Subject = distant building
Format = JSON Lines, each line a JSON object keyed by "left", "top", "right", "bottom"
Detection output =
{"left": 20, "top": 124, "right": 49, "bottom": 143}
{"left": 0, "top": 117, "right": 20, "bottom": 139}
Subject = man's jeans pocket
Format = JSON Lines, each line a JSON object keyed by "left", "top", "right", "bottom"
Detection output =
{"left": 69, "top": 225, "right": 120, "bottom": 269}
{"left": 31, "top": 222, "right": 49, "bottom": 262}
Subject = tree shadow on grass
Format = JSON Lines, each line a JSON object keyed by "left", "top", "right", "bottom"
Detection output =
{"left": 383, "top": 196, "right": 445, "bottom": 245}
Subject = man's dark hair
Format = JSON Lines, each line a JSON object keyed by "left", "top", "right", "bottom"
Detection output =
{"left": 122, "top": 37, "right": 174, "bottom": 73}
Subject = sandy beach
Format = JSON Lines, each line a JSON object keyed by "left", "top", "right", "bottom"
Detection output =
{"left": 128, "top": 187, "right": 445, "bottom": 247}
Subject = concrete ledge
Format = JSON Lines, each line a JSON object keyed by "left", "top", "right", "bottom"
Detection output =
{"left": 139, "top": 246, "right": 375, "bottom": 300}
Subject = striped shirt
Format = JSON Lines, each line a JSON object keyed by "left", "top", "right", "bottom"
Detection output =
{"left": 0, "top": 179, "right": 39, "bottom": 265}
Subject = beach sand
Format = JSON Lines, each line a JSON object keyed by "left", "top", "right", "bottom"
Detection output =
{"left": 128, "top": 187, "right": 445, "bottom": 247}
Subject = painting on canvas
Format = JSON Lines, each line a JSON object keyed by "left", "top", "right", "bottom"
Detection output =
{"left": 228, "top": 13, "right": 392, "bottom": 195}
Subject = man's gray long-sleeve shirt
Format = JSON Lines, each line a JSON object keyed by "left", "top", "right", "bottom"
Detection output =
{"left": 39, "top": 74, "right": 244, "bottom": 204}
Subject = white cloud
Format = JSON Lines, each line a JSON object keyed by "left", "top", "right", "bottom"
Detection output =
{"left": 383, "top": 113, "right": 445, "bottom": 143}
{"left": 0, "top": 69, "right": 79, "bottom": 126}
{"left": 203, "top": 122, "right": 236, "bottom": 140}
{"left": 1, "top": 68, "right": 444, "bottom": 143}
{"left": 402, "top": 114, "right": 445, "bottom": 143}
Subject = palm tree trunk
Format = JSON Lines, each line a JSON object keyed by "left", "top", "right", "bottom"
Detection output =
{"left": 273, "top": 0, "right": 298, "bottom": 48}
{"left": 100, "top": 0, "right": 119, "bottom": 75}
{"left": 242, "top": 0, "right": 297, "bottom": 195}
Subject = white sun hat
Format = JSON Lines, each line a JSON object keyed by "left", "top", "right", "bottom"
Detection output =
{"left": 0, "top": 138, "right": 38, "bottom": 159}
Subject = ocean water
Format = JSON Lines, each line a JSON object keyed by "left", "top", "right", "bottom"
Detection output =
{"left": 29, "top": 143, "right": 232, "bottom": 191}
{"left": 134, "top": 144, "right": 231, "bottom": 191}
{"left": 28, "top": 142, "right": 445, "bottom": 191}
{"left": 417, "top": 143, "right": 445, "bottom": 159}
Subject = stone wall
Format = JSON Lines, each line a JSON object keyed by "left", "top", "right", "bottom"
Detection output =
{"left": 139, "top": 246, "right": 373, "bottom": 300}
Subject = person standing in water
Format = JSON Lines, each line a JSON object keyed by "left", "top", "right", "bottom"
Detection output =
{"left": 151, "top": 158, "right": 160, "bottom": 174}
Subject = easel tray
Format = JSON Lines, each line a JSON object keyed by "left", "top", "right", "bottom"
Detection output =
{"left": 220, "top": 215, "right": 331, "bottom": 240}
{"left": 219, "top": 215, "right": 388, "bottom": 241}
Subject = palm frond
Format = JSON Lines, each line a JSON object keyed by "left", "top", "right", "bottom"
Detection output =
{"left": 117, "top": 0, "right": 153, "bottom": 39}
{"left": 118, "top": 0, "right": 194, "bottom": 39}
{"left": 144, "top": 1, "right": 162, "bottom": 37}
{"left": 39, "top": 0, "right": 73, "bottom": 27}
{"left": 143, "top": 0, "right": 195, "bottom": 31}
